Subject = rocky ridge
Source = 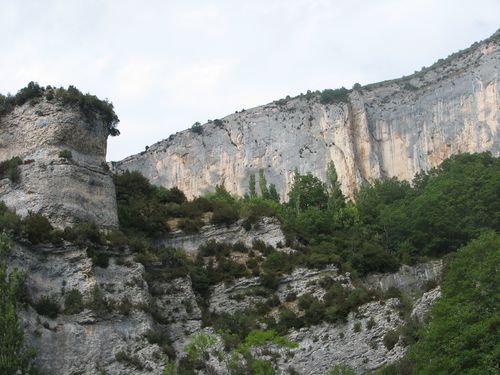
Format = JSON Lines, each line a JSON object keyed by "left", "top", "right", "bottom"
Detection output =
{"left": 115, "top": 30, "right": 500, "bottom": 199}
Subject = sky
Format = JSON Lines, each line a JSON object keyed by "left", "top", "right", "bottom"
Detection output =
{"left": 1, "top": 0, "right": 499, "bottom": 161}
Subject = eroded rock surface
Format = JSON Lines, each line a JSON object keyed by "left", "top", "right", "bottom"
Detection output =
{"left": 114, "top": 31, "right": 500, "bottom": 199}
{"left": 161, "top": 217, "right": 285, "bottom": 254}
{"left": 0, "top": 99, "right": 118, "bottom": 228}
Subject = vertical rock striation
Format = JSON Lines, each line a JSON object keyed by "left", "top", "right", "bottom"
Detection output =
{"left": 114, "top": 30, "right": 499, "bottom": 199}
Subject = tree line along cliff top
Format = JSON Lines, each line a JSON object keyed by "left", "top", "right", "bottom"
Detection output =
{"left": 0, "top": 82, "right": 120, "bottom": 136}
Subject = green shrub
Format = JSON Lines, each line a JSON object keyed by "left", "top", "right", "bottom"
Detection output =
{"left": 0, "top": 233, "right": 37, "bottom": 374}
{"left": 185, "top": 332, "right": 218, "bottom": 362}
{"left": 0, "top": 202, "right": 21, "bottom": 235}
{"left": 0, "top": 156, "right": 23, "bottom": 183}
{"left": 383, "top": 330, "right": 399, "bottom": 350}
{"left": 34, "top": 295, "right": 60, "bottom": 319}
{"left": 58, "top": 150, "right": 72, "bottom": 159}
{"left": 87, "top": 247, "right": 109, "bottom": 268}
{"left": 0, "top": 83, "right": 120, "bottom": 136}
{"left": 409, "top": 232, "right": 500, "bottom": 374}
{"left": 64, "top": 221, "right": 103, "bottom": 246}
{"left": 64, "top": 289, "right": 84, "bottom": 315}
{"left": 54, "top": 85, "right": 120, "bottom": 136}
{"left": 210, "top": 201, "right": 239, "bottom": 225}
{"left": 21, "top": 213, "right": 53, "bottom": 244}
{"left": 319, "top": 87, "right": 350, "bottom": 104}
{"left": 178, "top": 217, "right": 204, "bottom": 233}
{"left": 88, "top": 286, "right": 110, "bottom": 314}
{"left": 190, "top": 122, "right": 203, "bottom": 134}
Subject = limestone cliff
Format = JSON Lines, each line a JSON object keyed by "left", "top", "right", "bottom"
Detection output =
{"left": 0, "top": 98, "right": 118, "bottom": 228}
{"left": 115, "top": 30, "right": 500, "bottom": 199}
{"left": 10, "top": 232, "right": 441, "bottom": 375}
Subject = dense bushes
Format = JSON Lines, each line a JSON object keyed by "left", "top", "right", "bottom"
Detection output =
{"left": 407, "top": 232, "right": 500, "bottom": 374}
{"left": 319, "top": 87, "right": 350, "bottom": 104}
{"left": 34, "top": 295, "right": 60, "bottom": 318}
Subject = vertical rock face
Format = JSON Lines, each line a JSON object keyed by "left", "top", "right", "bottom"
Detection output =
{"left": 114, "top": 31, "right": 499, "bottom": 199}
{"left": 0, "top": 99, "right": 118, "bottom": 228}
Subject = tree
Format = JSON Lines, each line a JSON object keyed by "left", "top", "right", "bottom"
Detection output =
{"left": 326, "top": 161, "right": 346, "bottom": 212}
{"left": 249, "top": 173, "right": 257, "bottom": 198}
{"left": 288, "top": 171, "right": 328, "bottom": 212}
{"left": 409, "top": 231, "right": 500, "bottom": 374}
{"left": 0, "top": 233, "right": 37, "bottom": 374}
{"left": 268, "top": 184, "right": 280, "bottom": 202}
{"left": 258, "top": 169, "right": 269, "bottom": 199}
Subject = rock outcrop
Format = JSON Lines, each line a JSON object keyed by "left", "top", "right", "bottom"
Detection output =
{"left": 161, "top": 217, "right": 286, "bottom": 254}
{"left": 114, "top": 30, "right": 500, "bottom": 199}
{"left": 10, "top": 230, "right": 442, "bottom": 375}
{"left": 0, "top": 99, "right": 118, "bottom": 228}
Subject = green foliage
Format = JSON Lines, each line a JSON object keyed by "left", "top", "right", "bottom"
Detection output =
{"left": 210, "top": 201, "right": 239, "bottom": 226}
{"left": 184, "top": 332, "right": 218, "bottom": 362}
{"left": 190, "top": 121, "right": 203, "bottom": 135}
{"left": 53, "top": 85, "right": 120, "bottom": 136}
{"left": 259, "top": 169, "right": 269, "bottom": 199}
{"left": 114, "top": 171, "right": 170, "bottom": 237}
{"left": 58, "top": 150, "right": 73, "bottom": 160}
{"left": 326, "top": 161, "right": 346, "bottom": 212}
{"left": 34, "top": 295, "right": 60, "bottom": 319}
{"left": 268, "top": 184, "right": 280, "bottom": 202}
{"left": 248, "top": 173, "right": 257, "bottom": 197}
{"left": 235, "top": 329, "right": 297, "bottom": 354}
{"left": 0, "top": 202, "right": 21, "bottom": 236}
{"left": 251, "top": 359, "right": 275, "bottom": 375}
{"left": 0, "top": 156, "right": 23, "bottom": 183}
{"left": 0, "top": 82, "right": 119, "bottom": 136}
{"left": 64, "top": 289, "right": 84, "bottom": 315}
{"left": 288, "top": 172, "right": 328, "bottom": 212}
{"left": 356, "top": 152, "right": 500, "bottom": 259}
{"left": 0, "top": 233, "right": 37, "bottom": 374}
{"left": 383, "top": 330, "right": 399, "bottom": 350}
{"left": 327, "top": 364, "right": 357, "bottom": 375}
{"left": 319, "top": 87, "right": 350, "bottom": 104}
{"left": 21, "top": 213, "right": 53, "bottom": 244}
{"left": 408, "top": 231, "right": 500, "bottom": 374}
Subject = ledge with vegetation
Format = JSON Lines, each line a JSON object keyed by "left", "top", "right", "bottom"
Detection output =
{"left": 0, "top": 82, "right": 120, "bottom": 136}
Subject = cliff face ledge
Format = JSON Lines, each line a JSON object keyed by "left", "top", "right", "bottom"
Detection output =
{"left": 0, "top": 100, "right": 118, "bottom": 228}
{"left": 115, "top": 31, "right": 499, "bottom": 199}
{"left": 11, "top": 231, "right": 442, "bottom": 375}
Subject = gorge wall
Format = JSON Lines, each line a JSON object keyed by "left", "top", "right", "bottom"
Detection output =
{"left": 0, "top": 99, "right": 118, "bottom": 228}
{"left": 115, "top": 30, "right": 500, "bottom": 199}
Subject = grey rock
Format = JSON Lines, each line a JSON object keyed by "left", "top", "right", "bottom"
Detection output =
{"left": 161, "top": 217, "right": 285, "bottom": 255}
{"left": 0, "top": 99, "right": 118, "bottom": 228}
{"left": 114, "top": 32, "right": 500, "bottom": 200}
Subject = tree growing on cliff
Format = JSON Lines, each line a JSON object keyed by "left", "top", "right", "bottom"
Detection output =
{"left": 248, "top": 173, "right": 257, "bottom": 198}
{"left": 258, "top": 169, "right": 269, "bottom": 199}
{"left": 326, "top": 161, "right": 346, "bottom": 212}
{"left": 0, "top": 233, "right": 37, "bottom": 374}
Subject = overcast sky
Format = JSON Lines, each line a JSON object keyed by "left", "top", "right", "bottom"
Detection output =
{"left": 1, "top": 0, "right": 499, "bottom": 161}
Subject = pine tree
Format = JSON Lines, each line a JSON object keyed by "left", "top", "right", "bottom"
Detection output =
{"left": 258, "top": 169, "right": 269, "bottom": 199}
{"left": 249, "top": 173, "right": 256, "bottom": 197}
{"left": 268, "top": 184, "right": 280, "bottom": 202}
{"left": 326, "top": 161, "right": 346, "bottom": 212}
